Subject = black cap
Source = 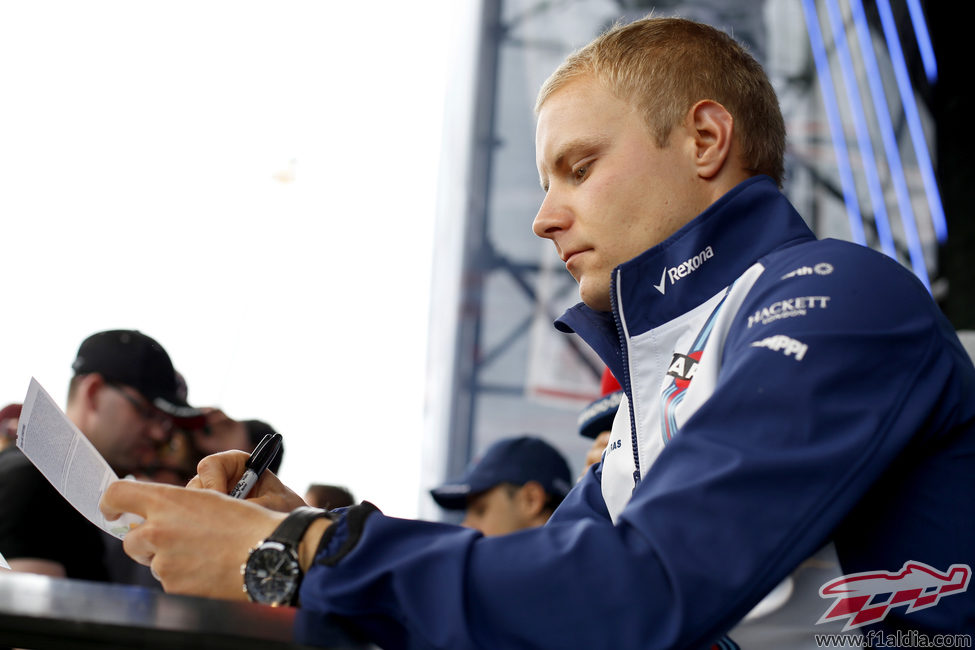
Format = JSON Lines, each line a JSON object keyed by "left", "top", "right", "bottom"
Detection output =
{"left": 71, "top": 330, "right": 203, "bottom": 420}
{"left": 577, "top": 390, "right": 623, "bottom": 439}
{"left": 430, "top": 436, "right": 572, "bottom": 510}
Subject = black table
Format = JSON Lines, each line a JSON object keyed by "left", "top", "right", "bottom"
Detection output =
{"left": 0, "top": 570, "right": 371, "bottom": 649}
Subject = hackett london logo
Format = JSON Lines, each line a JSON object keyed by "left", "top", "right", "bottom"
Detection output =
{"left": 817, "top": 561, "right": 971, "bottom": 631}
{"left": 747, "top": 296, "right": 830, "bottom": 328}
{"left": 653, "top": 246, "right": 714, "bottom": 295}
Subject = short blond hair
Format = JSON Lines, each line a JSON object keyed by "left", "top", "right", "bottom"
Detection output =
{"left": 536, "top": 16, "right": 785, "bottom": 186}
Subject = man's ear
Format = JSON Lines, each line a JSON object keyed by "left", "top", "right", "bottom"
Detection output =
{"left": 687, "top": 99, "right": 735, "bottom": 180}
{"left": 516, "top": 481, "right": 549, "bottom": 518}
{"left": 79, "top": 373, "right": 105, "bottom": 411}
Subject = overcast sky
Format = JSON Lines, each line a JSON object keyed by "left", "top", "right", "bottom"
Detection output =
{"left": 0, "top": 1, "right": 465, "bottom": 518}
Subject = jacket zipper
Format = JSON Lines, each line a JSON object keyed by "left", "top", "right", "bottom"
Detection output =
{"left": 610, "top": 268, "right": 642, "bottom": 489}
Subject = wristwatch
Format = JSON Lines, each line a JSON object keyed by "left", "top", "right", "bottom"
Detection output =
{"left": 241, "top": 506, "right": 330, "bottom": 606}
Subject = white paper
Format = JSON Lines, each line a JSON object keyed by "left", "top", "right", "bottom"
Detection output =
{"left": 0, "top": 549, "right": 10, "bottom": 570}
{"left": 17, "top": 378, "right": 143, "bottom": 539}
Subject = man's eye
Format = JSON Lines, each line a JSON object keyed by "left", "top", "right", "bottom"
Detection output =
{"left": 573, "top": 164, "right": 590, "bottom": 181}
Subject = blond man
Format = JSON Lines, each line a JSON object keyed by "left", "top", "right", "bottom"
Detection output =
{"left": 102, "top": 17, "right": 975, "bottom": 647}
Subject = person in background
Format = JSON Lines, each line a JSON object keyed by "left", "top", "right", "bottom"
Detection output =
{"left": 0, "top": 403, "right": 21, "bottom": 453}
{"left": 109, "top": 383, "right": 290, "bottom": 587}
{"left": 0, "top": 329, "right": 200, "bottom": 580}
{"left": 145, "top": 407, "right": 284, "bottom": 486}
{"left": 305, "top": 484, "right": 356, "bottom": 510}
{"left": 576, "top": 367, "right": 622, "bottom": 477}
{"left": 194, "top": 409, "right": 285, "bottom": 474}
{"left": 137, "top": 371, "right": 206, "bottom": 486}
{"left": 146, "top": 426, "right": 203, "bottom": 487}
{"left": 429, "top": 435, "right": 572, "bottom": 536}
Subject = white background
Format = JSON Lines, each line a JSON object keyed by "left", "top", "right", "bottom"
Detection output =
{"left": 0, "top": 1, "right": 464, "bottom": 518}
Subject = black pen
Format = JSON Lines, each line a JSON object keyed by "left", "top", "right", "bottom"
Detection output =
{"left": 229, "top": 433, "right": 282, "bottom": 499}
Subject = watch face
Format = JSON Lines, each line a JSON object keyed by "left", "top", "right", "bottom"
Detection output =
{"left": 243, "top": 541, "right": 301, "bottom": 606}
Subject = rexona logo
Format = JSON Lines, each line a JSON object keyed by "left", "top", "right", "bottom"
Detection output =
{"left": 653, "top": 246, "right": 714, "bottom": 295}
{"left": 817, "top": 561, "right": 971, "bottom": 631}
{"left": 750, "top": 335, "right": 808, "bottom": 361}
{"left": 747, "top": 296, "right": 830, "bottom": 328}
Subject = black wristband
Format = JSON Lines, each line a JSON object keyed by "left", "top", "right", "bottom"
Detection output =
{"left": 267, "top": 506, "right": 330, "bottom": 547}
{"left": 315, "top": 501, "right": 380, "bottom": 567}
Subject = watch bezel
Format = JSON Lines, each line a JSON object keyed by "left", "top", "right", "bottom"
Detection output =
{"left": 242, "top": 540, "right": 301, "bottom": 607}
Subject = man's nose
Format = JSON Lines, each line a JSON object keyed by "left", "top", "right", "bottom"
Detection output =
{"left": 147, "top": 417, "right": 173, "bottom": 443}
{"left": 532, "top": 190, "right": 570, "bottom": 240}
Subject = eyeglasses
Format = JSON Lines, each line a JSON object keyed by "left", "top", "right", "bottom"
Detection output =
{"left": 104, "top": 382, "right": 174, "bottom": 434}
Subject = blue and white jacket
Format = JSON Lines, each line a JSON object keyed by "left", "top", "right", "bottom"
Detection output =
{"left": 299, "top": 177, "right": 975, "bottom": 649}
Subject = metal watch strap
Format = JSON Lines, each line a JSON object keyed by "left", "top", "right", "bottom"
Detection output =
{"left": 267, "top": 506, "right": 331, "bottom": 549}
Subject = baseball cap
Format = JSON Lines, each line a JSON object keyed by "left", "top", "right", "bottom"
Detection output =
{"left": 0, "top": 403, "right": 21, "bottom": 441}
{"left": 0, "top": 403, "right": 21, "bottom": 424}
{"left": 578, "top": 367, "right": 623, "bottom": 439}
{"left": 71, "top": 330, "right": 203, "bottom": 420}
{"left": 430, "top": 435, "right": 573, "bottom": 510}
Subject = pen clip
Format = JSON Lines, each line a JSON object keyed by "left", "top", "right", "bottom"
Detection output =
{"left": 246, "top": 433, "right": 274, "bottom": 470}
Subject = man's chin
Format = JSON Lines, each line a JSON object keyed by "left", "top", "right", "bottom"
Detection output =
{"left": 578, "top": 282, "right": 612, "bottom": 312}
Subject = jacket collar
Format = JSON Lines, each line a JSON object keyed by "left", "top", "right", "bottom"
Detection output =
{"left": 555, "top": 176, "right": 815, "bottom": 379}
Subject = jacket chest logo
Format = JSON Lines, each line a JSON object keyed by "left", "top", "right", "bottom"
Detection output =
{"left": 653, "top": 245, "right": 715, "bottom": 295}
{"left": 661, "top": 350, "right": 705, "bottom": 443}
{"left": 667, "top": 351, "right": 702, "bottom": 389}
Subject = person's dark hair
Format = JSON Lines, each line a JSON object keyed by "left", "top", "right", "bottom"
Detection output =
{"left": 500, "top": 481, "right": 566, "bottom": 515}
{"left": 305, "top": 484, "right": 356, "bottom": 510}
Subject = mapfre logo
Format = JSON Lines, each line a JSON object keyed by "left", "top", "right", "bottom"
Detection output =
{"left": 653, "top": 246, "right": 714, "bottom": 295}
{"left": 817, "top": 561, "right": 971, "bottom": 631}
{"left": 750, "top": 335, "right": 808, "bottom": 361}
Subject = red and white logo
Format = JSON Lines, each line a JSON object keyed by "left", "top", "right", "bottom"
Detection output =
{"left": 817, "top": 561, "right": 970, "bottom": 631}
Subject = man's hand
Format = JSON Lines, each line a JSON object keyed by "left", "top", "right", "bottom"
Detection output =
{"left": 100, "top": 480, "right": 286, "bottom": 599}
{"left": 186, "top": 450, "right": 307, "bottom": 513}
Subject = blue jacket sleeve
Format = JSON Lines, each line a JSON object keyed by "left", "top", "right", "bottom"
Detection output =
{"left": 297, "top": 244, "right": 975, "bottom": 649}
{"left": 546, "top": 457, "right": 610, "bottom": 524}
